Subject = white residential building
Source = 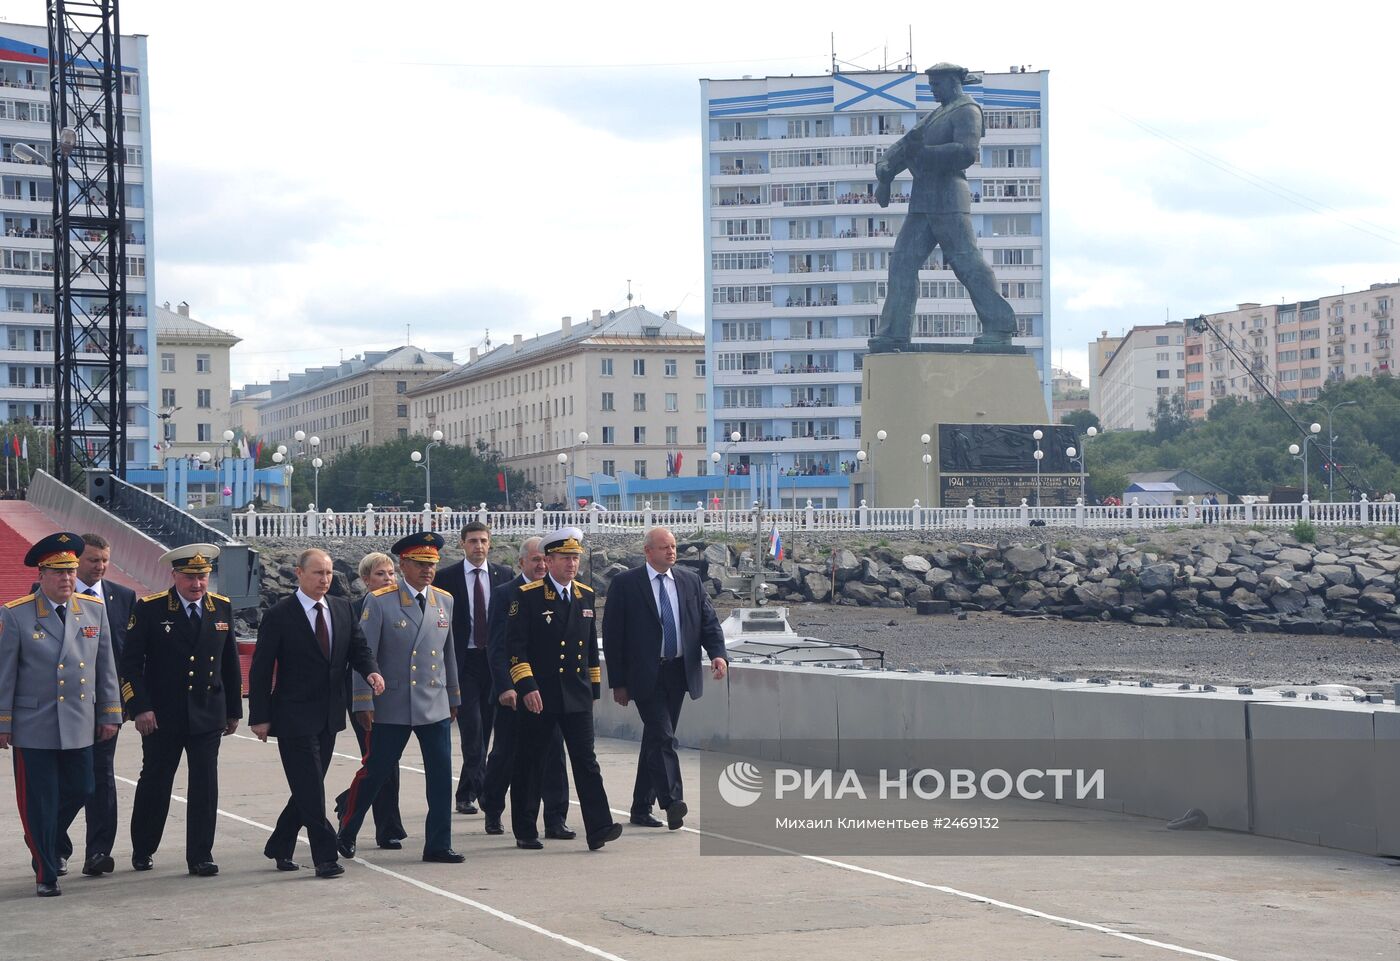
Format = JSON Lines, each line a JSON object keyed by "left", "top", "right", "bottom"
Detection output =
{"left": 1096, "top": 321, "right": 1186, "bottom": 432}
{"left": 153, "top": 302, "right": 240, "bottom": 463}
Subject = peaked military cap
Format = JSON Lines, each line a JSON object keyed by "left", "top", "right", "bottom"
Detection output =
{"left": 160, "top": 543, "right": 221, "bottom": 574}
{"left": 542, "top": 526, "right": 585, "bottom": 555}
{"left": 24, "top": 531, "right": 85, "bottom": 569}
{"left": 393, "top": 531, "right": 444, "bottom": 563}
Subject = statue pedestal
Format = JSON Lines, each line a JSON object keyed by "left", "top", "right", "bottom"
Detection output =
{"left": 860, "top": 351, "right": 1048, "bottom": 508}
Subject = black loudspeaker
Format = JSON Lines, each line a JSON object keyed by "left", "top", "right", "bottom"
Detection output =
{"left": 86, "top": 470, "right": 112, "bottom": 506}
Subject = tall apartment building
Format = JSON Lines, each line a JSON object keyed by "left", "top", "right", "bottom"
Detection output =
{"left": 701, "top": 66, "right": 1050, "bottom": 507}
{"left": 1087, "top": 330, "right": 1123, "bottom": 419}
{"left": 0, "top": 24, "right": 157, "bottom": 468}
{"left": 1095, "top": 321, "right": 1186, "bottom": 431}
{"left": 1183, "top": 282, "right": 1399, "bottom": 419}
{"left": 229, "top": 383, "right": 270, "bottom": 439}
{"left": 408, "top": 306, "right": 708, "bottom": 507}
{"left": 153, "top": 302, "right": 240, "bottom": 463}
{"left": 258, "top": 346, "right": 455, "bottom": 458}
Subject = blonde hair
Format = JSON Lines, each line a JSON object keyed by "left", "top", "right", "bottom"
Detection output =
{"left": 358, "top": 551, "right": 394, "bottom": 579}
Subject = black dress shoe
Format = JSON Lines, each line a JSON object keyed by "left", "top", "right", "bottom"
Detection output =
{"left": 483, "top": 813, "right": 504, "bottom": 836}
{"left": 376, "top": 838, "right": 402, "bottom": 850}
{"left": 57, "top": 857, "right": 68, "bottom": 877}
{"left": 188, "top": 862, "right": 219, "bottom": 877}
{"left": 131, "top": 855, "right": 154, "bottom": 872}
{"left": 587, "top": 822, "right": 623, "bottom": 851}
{"left": 455, "top": 800, "right": 478, "bottom": 815}
{"left": 336, "top": 833, "right": 356, "bottom": 859}
{"left": 314, "top": 861, "right": 345, "bottom": 879}
{"left": 515, "top": 838, "right": 543, "bottom": 850}
{"left": 82, "top": 853, "right": 115, "bottom": 876}
{"left": 36, "top": 882, "right": 61, "bottom": 897}
{"left": 629, "top": 813, "right": 663, "bottom": 828}
{"left": 666, "top": 800, "right": 688, "bottom": 831}
{"left": 545, "top": 823, "right": 577, "bottom": 840}
{"left": 273, "top": 858, "right": 300, "bottom": 871}
{"left": 422, "top": 849, "right": 466, "bottom": 863}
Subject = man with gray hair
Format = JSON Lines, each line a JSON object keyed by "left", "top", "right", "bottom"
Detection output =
{"left": 479, "top": 536, "right": 572, "bottom": 837}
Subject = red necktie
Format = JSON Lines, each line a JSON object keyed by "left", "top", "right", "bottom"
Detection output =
{"left": 472, "top": 569, "right": 487, "bottom": 649}
{"left": 313, "top": 602, "right": 331, "bottom": 659}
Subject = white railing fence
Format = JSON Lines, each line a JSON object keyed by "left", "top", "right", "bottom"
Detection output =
{"left": 229, "top": 496, "right": 1400, "bottom": 540}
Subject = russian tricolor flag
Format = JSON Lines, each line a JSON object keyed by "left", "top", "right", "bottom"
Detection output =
{"left": 769, "top": 525, "right": 783, "bottom": 562}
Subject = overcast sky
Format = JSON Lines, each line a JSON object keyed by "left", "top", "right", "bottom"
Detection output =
{"left": 3, "top": 0, "right": 1397, "bottom": 385}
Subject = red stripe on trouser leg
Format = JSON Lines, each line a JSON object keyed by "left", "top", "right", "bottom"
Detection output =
{"left": 13, "top": 748, "right": 41, "bottom": 884}
{"left": 340, "top": 727, "right": 371, "bottom": 829}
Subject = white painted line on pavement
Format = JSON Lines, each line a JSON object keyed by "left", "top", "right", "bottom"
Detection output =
{"left": 113, "top": 773, "right": 631, "bottom": 961}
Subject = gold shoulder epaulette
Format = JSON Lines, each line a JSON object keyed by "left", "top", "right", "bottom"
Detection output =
{"left": 4, "top": 594, "right": 34, "bottom": 609}
{"left": 372, "top": 584, "right": 398, "bottom": 596}
{"left": 431, "top": 585, "right": 452, "bottom": 598}
{"left": 519, "top": 579, "right": 544, "bottom": 592}
{"left": 207, "top": 591, "right": 229, "bottom": 603}
{"left": 141, "top": 591, "right": 168, "bottom": 603}
{"left": 574, "top": 582, "right": 593, "bottom": 594}
{"left": 76, "top": 592, "right": 105, "bottom": 603}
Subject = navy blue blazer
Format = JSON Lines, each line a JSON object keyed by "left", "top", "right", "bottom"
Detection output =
{"left": 486, "top": 572, "right": 527, "bottom": 697}
{"left": 602, "top": 564, "right": 726, "bottom": 701}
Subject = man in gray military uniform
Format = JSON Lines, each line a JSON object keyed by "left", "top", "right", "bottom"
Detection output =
{"left": 0, "top": 531, "right": 121, "bottom": 896}
{"left": 872, "top": 62, "right": 1018, "bottom": 351}
{"left": 337, "top": 532, "right": 464, "bottom": 863}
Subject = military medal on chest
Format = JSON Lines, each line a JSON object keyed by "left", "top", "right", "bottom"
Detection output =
{"left": 542, "top": 609, "right": 553, "bottom": 625}
{"left": 161, "top": 619, "right": 174, "bottom": 634}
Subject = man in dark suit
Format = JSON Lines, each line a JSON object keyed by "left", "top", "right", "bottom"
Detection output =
{"left": 44, "top": 534, "right": 134, "bottom": 878}
{"left": 434, "top": 521, "right": 513, "bottom": 815}
{"left": 479, "top": 536, "right": 571, "bottom": 838}
{"left": 507, "top": 528, "right": 621, "bottom": 851}
{"left": 603, "top": 527, "right": 728, "bottom": 831}
{"left": 249, "top": 548, "right": 384, "bottom": 878}
{"left": 122, "top": 544, "right": 243, "bottom": 877}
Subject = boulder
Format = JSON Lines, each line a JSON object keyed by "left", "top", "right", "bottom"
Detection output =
{"left": 1314, "top": 564, "right": 1355, "bottom": 586}
{"left": 973, "top": 584, "right": 1005, "bottom": 608}
{"left": 802, "top": 572, "right": 832, "bottom": 601}
{"left": 1003, "top": 547, "right": 1048, "bottom": 574}
{"left": 1012, "top": 589, "right": 1046, "bottom": 610}
{"left": 924, "top": 567, "right": 953, "bottom": 588}
{"left": 1073, "top": 583, "right": 1121, "bottom": 612}
{"left": 1138, "top": 563, "right": 1177, "bottom": 592}
{"left": 941, "top": 583, "right": 974, "bottom": 604}
{"left": 1354, "top": 564, "right": 1388, "bottom": 586}
{"left": 1274, "top": 547, "right": 1314, "bottom": 568}
{"left": 842, "top": 582, "right": 886, "bottom": 605}
{"left": 1199, "top": 542, "right": 1231, "bottom": 563}
{"left": 1324, "top": 584, "right": 1360, "bottom": 601}
{"left": 901, "top": 554, "right": 932, "bottom": 573}
{"left": 1269, "top": 591, "right": 1309, "bottom": 615}
{"left": 1225, "top": 588, "right": 1270, "bottom": 615}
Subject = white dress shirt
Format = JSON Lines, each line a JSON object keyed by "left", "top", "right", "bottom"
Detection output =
{"left": 76, "top": 577, "right": 104, "bottom": 602}
{"left": 295, "top": 589, "right": 331, "bottom": 640}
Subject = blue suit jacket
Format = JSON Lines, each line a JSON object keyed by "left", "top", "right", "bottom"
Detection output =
{"left": 602, "top": 564, "right": 726, "bottom": 701}
{"left": 486, "top": 573, "right": 527, "bottom": 697}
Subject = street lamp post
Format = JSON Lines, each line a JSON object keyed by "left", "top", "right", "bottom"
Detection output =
{"left": 714, "top": 431, "right": 741, "bottom": 530}
{"left": 557, "top": 451, "right": 570, "bottom": 506}
{"left": 1032, "top": 429, "right": 1044, "bottom": 507}
{"left": 856, "top": 448, "right": 867, "bottom": 505}
{"left": 1313, "top": 401, "right": 1357, "bottom": 500}
{"left": 576, "top": 431, "right": 589, "bottom": 507}
{"left": 1288, "top": 423, "right": 1322, "bottom": 501}
{"left": 920, "top": 432, "right": 932, "bottom": 506}
{"left": 871, "top": 429, "right": 887, "bottom": 507}
{"left": 410, "top": 429, "right": 445, "bottom": 511}
{"left": 311, "top": 456, "right": 323, "bottom": 509}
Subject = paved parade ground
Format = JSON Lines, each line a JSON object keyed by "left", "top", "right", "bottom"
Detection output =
{"left": 3, "top": 727, "right": 1399, "bottom": 961}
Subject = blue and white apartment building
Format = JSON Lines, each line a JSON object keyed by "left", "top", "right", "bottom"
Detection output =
{"left": 702, "top": 67, "right": 1049, "bottom": 508}
{"left": 0, "top": 22, "right": 157, "bottom": 472}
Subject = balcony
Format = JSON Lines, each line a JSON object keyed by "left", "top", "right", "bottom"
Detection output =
{"left": 1328, "top": 326, "right": 1346, "bottom": 342}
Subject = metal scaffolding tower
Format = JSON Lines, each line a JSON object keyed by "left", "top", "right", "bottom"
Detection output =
{"left": 47, "top": 0, "right": 128, "bottom": 482}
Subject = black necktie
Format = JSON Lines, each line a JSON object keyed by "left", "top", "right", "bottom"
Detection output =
{"left": 188, "top": 602, "right": 201, "bottom": 628}
{"left": 55, "top": 603, "right": 67, "bottom": 623}
{"left": 416, "top": 593, "right": 427, "bottom": 613}
{"left": 313, "top": 602, "right": 331, "bottom": 660}
{"left": 472, "top": 569, "right": 487, "bottom": 648}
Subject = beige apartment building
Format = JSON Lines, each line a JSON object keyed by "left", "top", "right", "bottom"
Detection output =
{"left": 408, "top": 306, "right": 708, "bottom": 506}
{"left": 258, "top": 345, "right": 455, "bottom": 458}
{"left": 229, "top": 383, "right": 269, "bottom": 439}
{"left": 1087, "top": 330, "right": 1124, "bottom": 419}
{"left": 1183, "top": 282, "right": 1398, "bottom": 419}
{"left": 153, "top": 302, "right": 240, "bottom": 464}
{"left": 1094, "top": 321, "right": 1187, "bottom": 431}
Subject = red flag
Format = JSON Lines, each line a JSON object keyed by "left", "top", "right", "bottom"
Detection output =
{"left": 674, "top": 451, "right": 683, "bottom": 475}
{"left": 496, "top": 471, "right": 507, "bottom": 492}
{"left": 11, "top": 436, "right": 18, "bottom": 456}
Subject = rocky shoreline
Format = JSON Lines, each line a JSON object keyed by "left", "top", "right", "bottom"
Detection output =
{"left": 242, "top": 527, "right": 1400, "bottom": 640}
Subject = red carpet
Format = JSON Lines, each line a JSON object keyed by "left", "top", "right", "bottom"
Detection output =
{"left": 0, "top": 512, "right": 38, "bottom": 603}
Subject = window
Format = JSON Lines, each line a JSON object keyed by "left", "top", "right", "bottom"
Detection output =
{"left": 633, "top": 392, "right": 647, "bottom": 411}
{"left": 160, "top": 352, "right": 175, "bottom": 373}
{"left": 696, "top": 393, "right": 707, "bottom": 411}
{"left": 634, "top": 460, "right": 648, "bottom": 477}
{"left": 397, "top": 404, "right": 408, "bottom": 417}
{"left": 695, "top": 359, "right": 706, "bottom": 376}
{"left": 664, "top": 358, "right": 677, "bottom": 377}
{"left": 196, "top": 388, "right": 211, "bottom": 408}
{"left": 601, "top": 459, "right": 615, "bottom": 475}
{"left": 396, "top": 381, "right": 407, "bottom": 394}
{"left": 196, "top": 353, "right": 211, "bottom": 373}
{"left": 601, "top": 427, "right": 615, "bottom": 445}
{"left": 1156, "top": 370, "right": 1170, "bottom": 379}
{"left": 601, "top": 392, "right": 614, "bottom": 411}
{"left": 665, "top": 426, "right": 678, "bottom": 445}
{"left": 1155, "top": 336, "right": 1169, "bottom": 346}
{"left": 633, "top": 426, "right": 646, "bottom": 444}
{"left": 197, "top": 424, "right": 212, "bottom": 442}
{"left": 697, "top": 426, "right": 708, "bottom": 445}
{"left": 160, "top": 388, "right": 176, "bottom": 408}
{"left": 632, "top": 359, "right": 646, "bottom": 376}
{"left": 665, "top": 393, "right": 678, "bottom": 412}
{"left": 600, "top": 358, "right": 614, "bottom": 376}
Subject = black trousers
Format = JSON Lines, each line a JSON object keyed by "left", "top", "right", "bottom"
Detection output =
{"left": 631, "top": 659, "right": 688, "bottom": 814}
{"left": 13, "top": 745, "right": 93, "bottom": 886}
{"left": 511, "top": 709, "right": 611, "bottom": 842}
{"left": 58, "top": 727, "right": 118, "bottom": 860}
{"left": 267, "top": 730, "right": 338, "bottom": 866}
{"left": 335, "top": 699, "right": 406, "bottom": 845}
{"left": 480, "top": 700, "right": 569, "bottom": 826}
{"left": 454, "top": 649, "right": 495, "bottom": 802}
{"left": 130, "top": 726, "right": 222, "bottom": 866}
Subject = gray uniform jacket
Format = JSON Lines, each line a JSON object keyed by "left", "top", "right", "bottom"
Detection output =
{"left": 352, "top": 584, "right": 460, "bottom": 726}
{"left": 0, "top": 591, "right": 121, "bottom": 749}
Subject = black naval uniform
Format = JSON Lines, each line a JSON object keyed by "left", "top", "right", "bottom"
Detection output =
{"left": 121, "top": 589, "right": 243, "bottom": 868}
{"left": 506, "top": 576, "right": 613, "bottom": 843}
